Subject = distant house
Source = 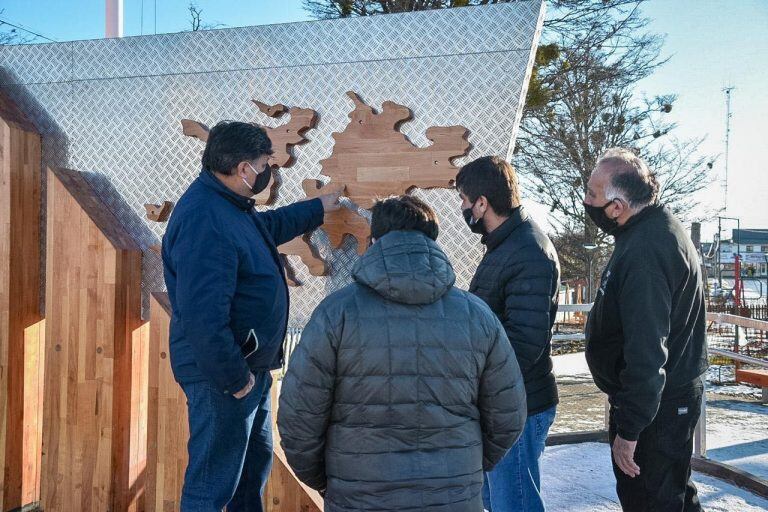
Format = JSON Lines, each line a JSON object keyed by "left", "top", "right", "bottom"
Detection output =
{"left": 706, "top": 229, "right": 768, "bottom": 279}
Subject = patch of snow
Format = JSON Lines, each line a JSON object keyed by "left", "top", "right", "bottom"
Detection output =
{"left": 552, "top": 351, "right": 591, "bottom": 377}
{"left": 540, "top": 442, "right": 768, "bottom": 512}
{"left": 551, "top": 352, "right": 768, "bottom": 481}
{"left": 705, "top": 399, "right": 768, "bottom": 480}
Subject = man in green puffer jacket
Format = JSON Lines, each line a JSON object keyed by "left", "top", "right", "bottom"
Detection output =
{"left": 278, "top": 195, "right": 527, "bottom": 512}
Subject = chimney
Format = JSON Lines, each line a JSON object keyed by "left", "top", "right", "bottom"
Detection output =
{"left": 106, "top": 0, "right": 124, "bottom": 38}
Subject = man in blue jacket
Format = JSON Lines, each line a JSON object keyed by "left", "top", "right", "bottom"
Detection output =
{"left": 162, "top": 120, "right": 340, "bottom": 511}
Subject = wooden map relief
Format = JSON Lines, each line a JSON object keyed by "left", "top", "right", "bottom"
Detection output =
{"left": 179, "top": 93, "right": 469, "bottom": 284}
{"left": 278, "top": 234, "right": 328, "bottom": 287}
{"left": 303, "top": 180, "right": 369, "bottom": 256}
{"left": 306, "top": 91, "right": 470, "bottom": 253}
{"left": 145, "top": 201, "right": 174, "bottom": 222}
{"left": 316, "top": 91, "right": 469, "bottom": 208}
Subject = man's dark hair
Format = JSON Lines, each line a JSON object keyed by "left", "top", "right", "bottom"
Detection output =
{"left": 455, "top": 156, "right": 520, "bottom": 216}
{"left": 201, "top": 121, "right": 273, "bottom": 175}
{"left": 370, "top": 195, "right": 439, "bottom": 241}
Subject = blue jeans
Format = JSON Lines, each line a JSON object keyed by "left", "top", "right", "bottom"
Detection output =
{"left": 180, "top": 372, "right": 273, "bottom": 512}
{"left": 482, "top": 405, "right": 556, "bottom": 512}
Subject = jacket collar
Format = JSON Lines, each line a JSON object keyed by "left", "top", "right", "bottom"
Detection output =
{"left": 198, "top": 169, "right": 256, "bottom": 211}
{"left": 612, "top": 203, "right": 664, "bottom": 238}
{"left": 482, "top": 205, "right": 527, "bottom": 252}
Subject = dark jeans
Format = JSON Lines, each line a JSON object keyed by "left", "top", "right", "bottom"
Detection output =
{"left": 609, "top": 382, "right": 703, "bottom": 512}
{"left": 180, "top": 372, "right": 273, "bottom": 512}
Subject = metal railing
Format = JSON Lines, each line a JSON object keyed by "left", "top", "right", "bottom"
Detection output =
{"left": 279, "top": 307, "right": 768, "bottom": 457}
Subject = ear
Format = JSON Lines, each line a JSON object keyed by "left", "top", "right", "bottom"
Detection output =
{"left": 609, "top": 198, "right": 626, "bottom": 219}
{"left": 235, "top": 161, "right": 251, "bottom": 178}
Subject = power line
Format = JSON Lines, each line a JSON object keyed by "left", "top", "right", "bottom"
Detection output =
{"left": 0, "top": 17, "right": 58, "bottom": 43}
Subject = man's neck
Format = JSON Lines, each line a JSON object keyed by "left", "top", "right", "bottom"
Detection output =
{"left": 484, "top": 211, "right": 511, "bottom": 234}
{"left": 214, "top": 171, "right": 250, "bottom": 198}
{"left": 617, "top": 203, "right": 647, "bottom": 227}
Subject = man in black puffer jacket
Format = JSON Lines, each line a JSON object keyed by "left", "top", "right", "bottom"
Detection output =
{"left": 457, "top": 156, "right": 560, "bottom": 512}
{"left": 278, "top": 195, "right": 527, "bottom": 512}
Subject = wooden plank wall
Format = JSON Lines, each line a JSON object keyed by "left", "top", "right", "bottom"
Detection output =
{"left": 0, "top": 91, "right": 319, "bottom": 511}
{"left": 143, "top": 307, "right": 323, "bottom": 512}
{"left": 42, "top": 167, "right": 144, "bottom": 512}
{"left": 146, "top": 292, "right": 188, "bottom": 512}
{"left": 0, "top": 90, "right": 43, "bottom": 511}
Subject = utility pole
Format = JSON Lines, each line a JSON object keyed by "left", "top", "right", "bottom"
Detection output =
{"left": 717, "top": 217, "right": 722, "bottom": 289}
{"left": 723, "top": 86, "right": 735, "bottom": 212}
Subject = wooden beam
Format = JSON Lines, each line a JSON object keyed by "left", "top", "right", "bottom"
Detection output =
{"left": 41, "top": 167, "right": 143, "bottom": 512}
{"left": 0, "top": 89, "right": 43, "bottom": 511}
{"left": 264, "top": 379, "right": 324, "bottom": 511}
{"left": 706, "top": 312, "right": 768, "bottom": 332}
{"left": 692, "top": 456, "right": 768, "bottom": 500}
{"left": 145, "top": 292, "right": 188, "bottom": 512}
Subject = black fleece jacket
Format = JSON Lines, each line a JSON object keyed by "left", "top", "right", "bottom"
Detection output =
{"left": 585, "top": 204, "right": 708, "bottom": 441}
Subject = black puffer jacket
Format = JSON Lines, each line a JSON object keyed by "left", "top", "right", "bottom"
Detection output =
{"left": 469, "top": 206, "right": 560, "bottom": 415}
{"left": 278, "top": 230, "right": 527, "bottom": 512}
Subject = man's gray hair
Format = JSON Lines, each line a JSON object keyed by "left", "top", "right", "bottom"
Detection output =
{"left": 597, "top": 147, "right": 660, "bottom": 209}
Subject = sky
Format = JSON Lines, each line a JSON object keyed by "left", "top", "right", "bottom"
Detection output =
{"left": 1, "top": 0, "right": 766, "bottom": 241}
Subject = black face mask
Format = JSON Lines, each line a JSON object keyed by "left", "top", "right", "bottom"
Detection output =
{"left": 244, "top": 163, "right": 272, "bottom": 196}
{"left": 584, "top": 200, "right": 619, "bottom": 234}
{"left": 462, "top": 200, "right": 487, "bottom": 235}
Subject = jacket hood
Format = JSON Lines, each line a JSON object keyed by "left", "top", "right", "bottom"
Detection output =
{"left": 352, "top": 230, "right": 456, "bottom": 305}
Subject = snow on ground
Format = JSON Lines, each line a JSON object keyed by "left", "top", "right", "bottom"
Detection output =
{"left": 550, "top": 352, "right": 768, "bottom": 482}
{"left": 540, "top": 442, "right": 768, "bottom": 512}
{"left": 705, "top": 397, "right": 768, "bottom": 481}
{"left": 552, "top": 351, "right": 591, "bottom": 377}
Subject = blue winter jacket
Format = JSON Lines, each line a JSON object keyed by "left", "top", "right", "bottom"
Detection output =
{"left": 162, "top": 170, "right": 324, "bottom": 395}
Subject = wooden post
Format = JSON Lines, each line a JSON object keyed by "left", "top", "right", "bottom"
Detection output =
{"left": 41, "top": 167, "right": 144, "bottom": 512}
{"left": 264, "top": 379, "right": 323, "bottom": 512}
{"left": 146, "top": 292, "right": 188, "bottom": 512}
{"left": 0, "top": 90, "right": 43, "bottom": 511}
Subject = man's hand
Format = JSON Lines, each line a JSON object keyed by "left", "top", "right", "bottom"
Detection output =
{"left": 612, "top": 434, "right": 640, "bottom": 478}
{"left": 233, "top": 372, "right": 255, "bottom": 399}
{"left": 318, "top": 187, "right": 344, "bottom": 212}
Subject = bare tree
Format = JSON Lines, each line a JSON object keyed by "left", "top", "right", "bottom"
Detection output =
{"left": 189, "top": 3, "right": 204, "bottom": 31}
{"left": 303, "top": 0, "right": 504, "bottom": 18}
{"left": 0, "top": 9, "right": 35, "bottom": 45}
{"left": 516, "top": 1, "right": 714, "bottom": 249}
{"left": 187, "top": 2, "right": 224, "bottom": 32}
{"left": 303, "top": 0, "right": 716, "bottom": 294}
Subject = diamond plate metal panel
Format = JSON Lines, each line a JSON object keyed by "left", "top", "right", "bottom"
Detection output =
{"left": 0, "top": 1, "right": 545, "bottom": 324}
{"left": 68, "top": 3, "right": 542, "bottom": 81}
{"left": 0, "top": 41, "right": 74, "bottom": 85}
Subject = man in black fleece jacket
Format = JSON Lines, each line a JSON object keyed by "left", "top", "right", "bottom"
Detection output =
{"left": 584, "top": 148, "right": 708, "bottom": 512}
